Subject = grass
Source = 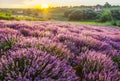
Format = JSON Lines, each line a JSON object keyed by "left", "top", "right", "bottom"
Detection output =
{"left": 69, "top": 21, "right": 120, "bottom": 27}
{"left": 68, "top": 21, "right": 112, "bottom": 26}
{"left": 53, "top": 20, "right": 115, "bottom": 26}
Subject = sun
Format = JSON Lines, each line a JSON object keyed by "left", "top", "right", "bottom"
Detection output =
{"left": 41, "top": 4, "right": 49, "bottom": 9}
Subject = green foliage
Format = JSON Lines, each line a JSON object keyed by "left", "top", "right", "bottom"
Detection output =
{"left": 111, "top": 20, "right": 117, "bottom": 26}
{"left": 0, "top": 7, "right": 120, "bottom": 26}
{"left": 68, "top": 9, "right": 97, "bottom": 20}
{"left": 104, "top": 2, "right": 111, "bottom": 8}
{"left": 112, "top": 56, "right": 120, "bottom": 70}
{"left": 117, "top": 22, "right": 120, "bottom": 27}
{"left": 0, "top": 38, "right": 17, "bottom": 52}
{"left": 99, "top": 11, "right": 112, "bottom": 22}
{"left": 111, "top": 9, "right": 120, "bottom": 20}
{"left": 0, "top": 12, "right": 14, "bottom": 20}
{"left": 0, "top": 11, "right": 40, "bottom": 21}
{"left": 64, "top": 9, "right": 74, "bottom": 17}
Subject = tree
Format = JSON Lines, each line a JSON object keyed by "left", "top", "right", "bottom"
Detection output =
{"left": 96, "top": 4, "right": 102, "bottom": 7}
{"left": 104, "top": 2, "right": 111, "bottom": 8}
{"left": 68, "top": 9, "right": 97, "bottom": 20}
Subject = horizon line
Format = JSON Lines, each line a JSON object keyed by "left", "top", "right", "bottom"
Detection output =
{"left": 0, "top": 4, "right": 120, "bottom": 9}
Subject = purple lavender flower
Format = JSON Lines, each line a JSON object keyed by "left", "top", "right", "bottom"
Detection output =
{"left": 12, "top": 38, "right": 73, "bottom": 60}
{"left": 74, "top": 51, "right": 120, "bottom": 81}
{"left": 0, "top": 20, "right": 120, "bottom": 80}
{"left": 0, "top": 28, "right": 22, "bottom": 52}
{"left": 0, "top": 48, "right": 79, "bottom": 81}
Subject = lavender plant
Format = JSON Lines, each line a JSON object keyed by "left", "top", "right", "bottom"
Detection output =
{"left": 0, "top": 20, "right": 120, "bottom": 80}
{"left": 74, "top": 51, "right": 120, "bottom": 81}
{"left": 0, "top": 48, "right": 78, "bottom": 81}
{"left": 0, "top": 28, "right": 21, "bottom": 53}
{"left": 12, "top": 38, "right": 73, "bottom": 60}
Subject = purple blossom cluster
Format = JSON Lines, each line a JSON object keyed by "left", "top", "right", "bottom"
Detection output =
{"left": 75, "top": 51, "right": 119, "bottom": 81}
{"left": 0, "top": 20, "right": 120, "bottom": 80}
{"left": 0, "top": 48, "right": 78, "bottom": 81}
{"left": 12, "top": 37, "right": 73, "bottom": 60}
{"left": 0, "top": 28, "right": 22, "bottom": 53}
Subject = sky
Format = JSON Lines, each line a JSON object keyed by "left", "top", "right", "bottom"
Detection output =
{"left": 0, "top": 0, "right": 120, "bottom": 8}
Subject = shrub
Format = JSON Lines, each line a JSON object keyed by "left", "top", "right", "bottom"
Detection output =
{"left": 74, "top": 51, "right": 119, "bottom": 81}
{"left": 0, "top": 28, "right": 20, "bottom": 52}
{"left": 111, "top": 9, "right": 120, "bottom": 20}
{"left": 117, "top": 22, "right": 120, "bottom": 27}
{"left": 64, "top": 9, "right": 74, "bottom": 17}
{"left": 96, "top": 12, "right": 102, "bottom": 19}
{"left": 68, "top": 9, "right": 97, "bottom": 20}
{"left": 0, "top": 48, "right": 78, "bottom": 81}
{"left": 112, "top": 56, "right": 120, "bottom": 71}
{"left": 0, "top": 37, "right": 17, "bottom": 51}
{"left": 20, "top": 28, "right": 32, "bottom": 36}
{"left": 35, "top": 42, "right": 72, "bottom": 60}
{"left": 111, "top": 20, "right": 117, "bottom": 26}
{"left": 13, "top": 38, "right": 72, "bottom": 60}
{"left": 99, "top": 11, "right": 112, "bottom": 22}
{"left": 57, "top": 34, "right": 106, "bottom": 55}
{"left": 0, "top": 12, "right": 14, "bottom": 20}
{"left": 0, "top": 20, "right": 120, "bottom": 80}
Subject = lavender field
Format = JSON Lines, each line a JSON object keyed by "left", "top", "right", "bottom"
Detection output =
{"left": 0, "top": 20, "right": 120, "bottom": 81}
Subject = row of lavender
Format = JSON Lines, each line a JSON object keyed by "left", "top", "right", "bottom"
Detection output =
{"left": 0, "top": 20, "right": 120, "bottom": 81}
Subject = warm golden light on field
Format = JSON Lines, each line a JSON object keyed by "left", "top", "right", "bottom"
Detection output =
{"left": 41, "top": 4, "right": 49, "bottom": 9}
